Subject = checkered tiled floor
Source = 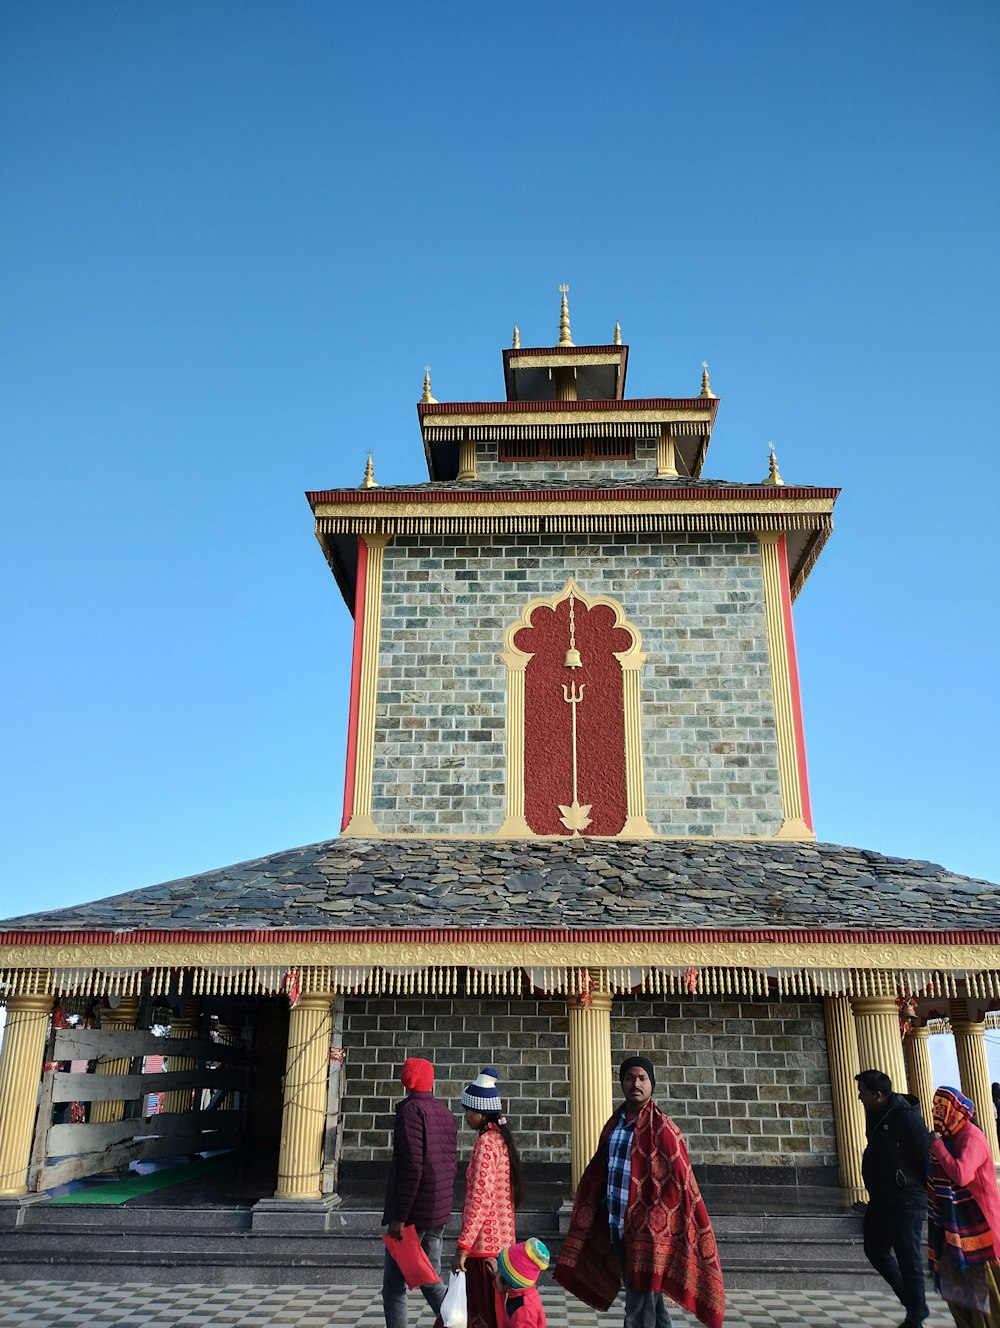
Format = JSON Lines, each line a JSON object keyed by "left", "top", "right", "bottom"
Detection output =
{"left": 0, "top": 1281, "right": 955, "bottom": 1328}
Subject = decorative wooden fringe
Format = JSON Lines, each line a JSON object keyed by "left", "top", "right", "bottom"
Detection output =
{"left": 316, "top": 512, "right": 833, "bottom": 539}
{"left": 0, "top": 963, "right": 983, "bottom": 1004}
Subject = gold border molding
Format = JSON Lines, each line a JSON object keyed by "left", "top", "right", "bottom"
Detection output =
{"left": 758, "top": 533, "right": 812, "bottom": 838}
{"left": 4, "top": 939, "right": 1000, "bottom": 975}
{"left": 420, "top": 407, "right": 713, "bottom": 428}
{"left": 314, "top": 496, "right": 835, "bottom": 523}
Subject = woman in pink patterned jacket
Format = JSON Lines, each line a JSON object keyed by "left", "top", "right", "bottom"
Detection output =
{"left": 449, "top": 1067, "right": 525, "bottom": 1328}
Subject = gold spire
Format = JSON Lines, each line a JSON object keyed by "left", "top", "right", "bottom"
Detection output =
{"left": 613, "top": 322, "right": 622, "bottom": 345}
{"left": 762, "top": 443, "right": 784, "bottom": 486}
{"left": 420, "top": 365, "right": 437, "bottom": 404}
{"left": 360, "top": 450, "right": 378, "bottom": 489}
{"left": 700, "top": 361, "right": 716, "bottom": 398}
{"left": 512, "top": 324, "right": 520, "bottom": 349}
{"left": 558, "top": 283, "right": 573, "bottom": 346}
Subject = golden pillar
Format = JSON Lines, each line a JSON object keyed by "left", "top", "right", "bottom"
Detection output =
{"left": 274, "top": 992, "right": 333, "bottom": 1200}
{"left": 0, "top": 991, "right": 52, "bottom": 1198}
{"left": 566, "top": 971, "right": 613, "bottom": 1192}
{"left": 903, "top": 1025, "right": 934, "bottom": 1125}
{"left": 950, "top": 1000, "right": 1000, "bottom": 1164}
{"left": 161, "top": 1000, "right": 200, "bottom": 1115}
{"left": 822, "top": 996, "right": 867, "bottom": 1201}
{"left": 90, "top": 995, "right": 142, "bottom": 1125}
{"left": 851, "top": 994, "right": 908, "bottom": 1095}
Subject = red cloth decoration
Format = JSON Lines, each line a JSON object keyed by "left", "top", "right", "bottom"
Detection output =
{"left": 555, "top": 1101, "right": 725, "bottom": 1328}
{"left": 280, "top": 969, "right": 301, "bottom": 1007}
{"left": 382, "top": 1224, "right": 440, "bottom": 1288}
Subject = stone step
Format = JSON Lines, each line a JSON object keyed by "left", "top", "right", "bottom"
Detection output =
{"left": 0, "top": 1201, "right": 876, "bottom": 1290}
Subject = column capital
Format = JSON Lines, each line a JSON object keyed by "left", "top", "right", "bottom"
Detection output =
{"left": 850, "top": 994, "right": 901, "bottom": 1017}
{"left": 5, "top": 993, "right": 53, "bottom": 1015}
{"left": 568, "top": 990, "right": 612, "bottom": 1016}
{"left": 293, "top": 992, "right": 334, "bottom": 1012}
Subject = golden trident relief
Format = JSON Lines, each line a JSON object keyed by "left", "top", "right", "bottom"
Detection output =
{"left": 559, "top": 591, "right": 593, "bottom": 833}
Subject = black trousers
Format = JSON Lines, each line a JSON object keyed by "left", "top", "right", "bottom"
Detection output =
{"left": 863, "top": 1202, "right": 928, "bottom": 1326}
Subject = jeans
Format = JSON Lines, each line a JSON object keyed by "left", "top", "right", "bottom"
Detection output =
{"left": 612, "top": 1234, "right": 674, "bottom": 1328}
{"left": 382, "top": 1225, "right": 446, "bottom": 1328}
{"left": 862, "top": 1203, "right": 928, "bottom": 1326}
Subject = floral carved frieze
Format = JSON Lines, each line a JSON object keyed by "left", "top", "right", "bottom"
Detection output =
{"left": 2, "top": 939, "right": 1000, "bottom": 973}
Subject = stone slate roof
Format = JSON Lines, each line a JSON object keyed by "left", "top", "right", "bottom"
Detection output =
{"left": 2, "top": 838, "right": 998, "bottom": 934}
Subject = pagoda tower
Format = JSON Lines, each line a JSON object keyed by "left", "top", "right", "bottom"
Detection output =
{"left": 311, "top": 288, "right": 829, "bottom": 849}
{"left": 2, "top": 291, "right": 999, "bottom": 1234}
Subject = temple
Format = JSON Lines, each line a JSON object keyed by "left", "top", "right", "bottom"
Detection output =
{"left": 2, "top": 291, "right": 999, "bottom": 1242}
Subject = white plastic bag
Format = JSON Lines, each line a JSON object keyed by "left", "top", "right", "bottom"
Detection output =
{"left": 440, "top": 1269, "right": 468, "bottom": 1328}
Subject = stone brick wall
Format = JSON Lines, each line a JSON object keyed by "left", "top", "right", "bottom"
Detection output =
{"left": 473, "top": 436, "right": 660, "bottom": 484}
{"left": 339, "top": 995, "right": 571, "bottom": 1161}
{"left": 611, "top": 998, "right": 837, "bottom": 1169}
{"left": 373, "top": 531, "right": 783, "bottom": 837}
{"left": 338, "top": 994, "right": 837, "bottom": 1170}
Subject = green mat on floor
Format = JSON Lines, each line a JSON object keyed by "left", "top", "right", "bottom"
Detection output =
{"left": 48, "top": 1153, "right": 231, "bottom": 1205}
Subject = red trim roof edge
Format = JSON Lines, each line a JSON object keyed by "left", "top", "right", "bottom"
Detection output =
{"left": 2, "top": 926, "right": 998, "bottom": 947}
{"left": 417, "top": 396, "right": 714, "bottom": 415}
{"left": 306, "top": 484, "right": 840, "bottom": 507}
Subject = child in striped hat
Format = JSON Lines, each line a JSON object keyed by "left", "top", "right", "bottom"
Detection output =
{"left": 492, "top": 1238, "right": 550, "bottom": 1327}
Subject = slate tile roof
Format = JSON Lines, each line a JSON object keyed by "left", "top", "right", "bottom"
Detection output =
{"left": 308, "top": 477, "right": 826, "bottom": 496}
{"left": 2, "top": 838, "right": 998, "bottom": 934}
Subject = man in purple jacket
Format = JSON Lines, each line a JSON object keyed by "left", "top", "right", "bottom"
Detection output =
{"left": 382, "top": 1056, "right": 458, "bottom": 1328}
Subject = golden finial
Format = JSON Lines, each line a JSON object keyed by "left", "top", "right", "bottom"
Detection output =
{"left": 558, "top": 283, "right": 573, "bottom": 346}
{"left": 762, "top": 443, "right": 784, "bottom": 486}
{"left": 700, "top": 361, "right": 717, "bottom": 398}
{"left": 360, "top": 449, "right": 378, "bottom": 489}
{"left": 613, "top": 322, "right": 622, "bottom": 346}
{"left": 420, "top": 365, "right": 437, "bottom": 404}
{"left": 512, "top": 324, "right": 521, "bottom": 349}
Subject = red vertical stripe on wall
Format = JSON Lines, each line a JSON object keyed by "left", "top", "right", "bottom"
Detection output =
{"left": 341, "top": 538, "right": 368, "bottom": 832}
{"left": 776, "top": 534, "right": 813, "bottom": 831}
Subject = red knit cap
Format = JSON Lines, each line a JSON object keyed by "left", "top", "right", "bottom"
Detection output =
{"left": 400, "top": 1057, "right": 434, "bottom": 1092}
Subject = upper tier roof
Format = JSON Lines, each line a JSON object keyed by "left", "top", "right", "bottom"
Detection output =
{"left": 306, "top": 476, "right": 839, "bottom": 610}
{"left": 3, "top": 836, "right": 997, "bottom": 936}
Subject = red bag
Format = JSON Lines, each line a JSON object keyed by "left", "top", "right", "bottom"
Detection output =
{"left": 382, "top": 1225, "right": 440, "bottom": 1289}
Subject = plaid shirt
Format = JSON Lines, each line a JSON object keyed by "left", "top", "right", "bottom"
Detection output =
{"left": 606, "top": 1109, "right": 637, "bottom": 1237}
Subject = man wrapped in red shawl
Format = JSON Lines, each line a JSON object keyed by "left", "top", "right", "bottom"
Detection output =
{"left": 929, "top": 1085, "right": 1000, "bottom": 1327}
{"left": 555, "top": 1056, "right": 724, "bottom": 1328}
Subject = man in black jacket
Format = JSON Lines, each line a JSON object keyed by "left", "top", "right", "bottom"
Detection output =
{"left": 856, "top": 1068, "right": 931, "bottom": 1328}
{"left": 381, "top": 1057, "right": 458, "bottom": 1328}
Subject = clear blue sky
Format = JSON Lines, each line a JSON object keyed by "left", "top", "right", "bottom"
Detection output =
{"left": 2, "top": 1, "right": 998, "bottom": 928}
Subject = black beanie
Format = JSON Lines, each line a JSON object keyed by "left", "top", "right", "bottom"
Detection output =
{"left": 619, "top": 1055, "right": 655, "bottom": 1089}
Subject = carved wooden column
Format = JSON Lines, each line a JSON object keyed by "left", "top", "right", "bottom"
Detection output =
{"left": 950, "top": 999, "right": 1000, "bottom": 1163}
{"left": 91, "top": 995, "right": 142, "bottom": 1125}
{"left": 274, "top": 992, "right": 333, "bottom": 1200}
{"left": 851, "top": 994, "right": 907, "bottom": 1094}
{"left": 0, "top": 991, "right": 52, "bottom": 1198}
{"left": 822, "top": 996, "right": 866, "bottom": 1201}
{"left": 161, "top": 999, "right": 200, "bottom": 1115}
{"left": 903, "top": 1024, "right": 934, "bottom": 1125}
{"left": 566, "top": 970, "right": 612, "bottom": 1192}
